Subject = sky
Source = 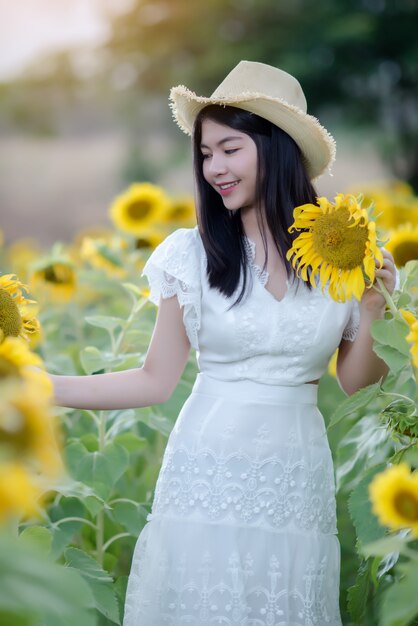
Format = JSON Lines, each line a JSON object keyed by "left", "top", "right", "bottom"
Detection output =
{"left": 0, "top": 0, "right": 133, "bottom": 80}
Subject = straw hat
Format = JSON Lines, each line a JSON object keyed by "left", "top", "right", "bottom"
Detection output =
{"left": 169, "top": 60, "right": 336, "bottom": 180}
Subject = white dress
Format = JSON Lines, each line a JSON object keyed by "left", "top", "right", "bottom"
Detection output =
{"left": 123, "top": 226, "right": 360, "bottom": 626}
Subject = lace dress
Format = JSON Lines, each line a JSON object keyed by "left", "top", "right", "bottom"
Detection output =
{"left": 123, "top": 226, "right": 360, "bottom": 626}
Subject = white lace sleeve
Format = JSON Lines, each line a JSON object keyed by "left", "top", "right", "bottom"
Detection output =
{"left": 141, "top": 227, "right": 201, "bottom": 351}
{"left": 342, "top": 299, "right": 360, "bottom": 342}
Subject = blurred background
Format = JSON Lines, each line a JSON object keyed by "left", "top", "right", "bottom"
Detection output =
{"left": 1, "top": 0, "right": 417, "bottom": 246}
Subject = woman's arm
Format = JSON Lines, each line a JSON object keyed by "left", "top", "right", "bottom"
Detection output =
{"left": 336, "top": 249, "right": 397, "bottom": 396}
{"left": 49, "top": 295, "right": 191, "bottom": 410}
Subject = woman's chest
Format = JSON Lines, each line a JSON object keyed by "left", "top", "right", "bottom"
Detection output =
{"left": 198, "top": 268, "right": 349, "bottom": 362}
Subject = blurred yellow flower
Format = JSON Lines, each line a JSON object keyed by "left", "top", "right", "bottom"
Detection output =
{"left": 287, "top": 193, "right": 384, "bottom": 302}
{"left": 385, "top": 223, "right": 418, "bottom": 268}
{"left": 0, "top": 274, "right": 40, "bottom": 341}
{"left": 110, "top": 182, "right": 171, "bottom": 235}
{"left": 134, "top": 228, "right": 166, "bottom": 250}
{"left": 0, "top": 336, "right": 52, "bottom": 395}
{"left": 0, "top": 462, "right": 43, "bottom": 522}
{"left": 80, "top": 237, "right": 127, "bottom": 278}
{"left": 327, "top": 349, "right": 338, "bottom": 378}
{"left": 347, "top": 181, "right": 418, "bottom": 231}
{"left": 166, "top": 195, "right": 196, "bottom": 225}
{"left": 0, "top": 379, "right": 62, "bottom": 475}
{"left": 29, "top": 260, "right": 77, "bottom": 304}
{"left": 369, "top": 462, "right": 418, "bottom": 536}
{"left": 6, "top": 238, "right": 44, "bottom": 282}
{"left": 401, "top": 310, "right": 418, "bottom": 370}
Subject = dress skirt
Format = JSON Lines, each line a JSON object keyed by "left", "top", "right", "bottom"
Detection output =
{"left": 123, "top": 373, "right": 342, "bottom": 626}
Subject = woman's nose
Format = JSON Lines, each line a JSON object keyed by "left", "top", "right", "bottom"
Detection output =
{"left": 208, "top": 154, "right": 227, "bottom": 174}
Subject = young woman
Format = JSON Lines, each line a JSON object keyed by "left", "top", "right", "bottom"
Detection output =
{"left": 50, "top": 61, "right": 396, "bottom": 625}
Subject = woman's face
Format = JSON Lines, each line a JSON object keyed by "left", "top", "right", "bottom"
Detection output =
{"left": 200, "top": 118, "right": 259, "bottom": 213}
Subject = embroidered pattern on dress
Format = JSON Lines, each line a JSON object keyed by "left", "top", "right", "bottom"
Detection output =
{"left": 150, "top": 432, "right": 337, "bottom": 535}
{"left": 123, "top": 541, "right": 341, "bottom": 625}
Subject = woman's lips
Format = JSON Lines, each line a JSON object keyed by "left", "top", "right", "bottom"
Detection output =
{"left": 217, "top": 181, "right": 240, "bottom": 196}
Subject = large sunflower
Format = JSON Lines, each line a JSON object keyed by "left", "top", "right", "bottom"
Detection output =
{"left": 0, "top": 274, "right": 40, "bottom": 340}
{"left": 110, "top": 182, "right": 171, "bottom": 236}
{"left": 369, "top": 463, "right": 418, "bottom": 536}
{"left": 286, "top": 193, "right": 384, "bottom": 302}
{"left": 386, "top": 223, "right": 418, "bottom": 268}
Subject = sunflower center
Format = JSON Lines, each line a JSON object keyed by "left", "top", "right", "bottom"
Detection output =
{"left": 169, "top": 205, "right": 188, "bottom": 220}
{"left": 312, "top": 208, "right": 368, "bottom": 269}
{"left": 0, "top": 356, "right": 20, "bottom": 379}
{"left": 391, "top": 241, "right": 418, "bottom": 268}
{"left": 127, "top": 200, "right": 153, "bottom": 221}
{"left": 0, "top": 290, "right": 23, "bottom": 337}
{"left": 393, "top": 490, "right": 418, "bottom": 521}
{"left": 42, "top": 264, "right": 72, "bottom": 285}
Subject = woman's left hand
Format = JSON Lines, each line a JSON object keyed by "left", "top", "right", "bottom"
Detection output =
{"left": 360, "top": 248, "right": 397, "bottom": 312}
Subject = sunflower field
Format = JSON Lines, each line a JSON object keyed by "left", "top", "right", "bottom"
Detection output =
{"left": 1, "top": 180, "right": 418, "bottom": 626}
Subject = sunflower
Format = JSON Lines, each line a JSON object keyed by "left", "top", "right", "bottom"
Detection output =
{"left": 0, "top": 274, "right": 40, "bottom": 340}
{"left": 0, "top": 379, "right": 62, "bottom": 475}
{"left": 134, "top": 227, "right": 166, "bottom": 250}
{"left": 286, "top": 193, "right": 384, "bottom": 302}
{"left": 0, "top": 461, "right": 43, "bottom": 522}
{"left": 369, "top": 462, "right": 418, "bottom": 536}
{"left": 0, "top": 336, "right": 52, "bottom": 395}
{"left": 385, "top": 223, "right": 418, "bottom": 268}
{"left": 109, "top": 182, "right": 171, "bottom": 236}
{"left": 166, "top": 195, "right": 196, "bottom": 226}
{"left": 29, "top": 258, "right": 77, "bottom": 303}
{"left": 80, "top": 237, "right": 127, "bottom": 278}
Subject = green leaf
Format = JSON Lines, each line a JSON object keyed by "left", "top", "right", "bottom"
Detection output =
{"left": 65, "top": 442, "right": 129, "bottom": 500}
{"left": 399, "top": 260, "right": 418, "bottom": 292}
{"left": 65, "top": 548, "right": 120, "bottom": 624}
{"left": 114, "top": 432, "right": 147, "bottom": 452}
{"left": 347, "top": 558, "right": 371, "bottom": 624}
{"left": 379, "top": 561, "right": 418, "bottom": 626}
{"left": 348, "top": 463, "right": 388, "bottom": 549}
{"left": 372, "top": 344, "right": 411, "bottom": 375}
{"left": 0, "top": 534, "right": 94, "bottom": 619}
{"left": 111, "top": 502, "right": 149, "bottom": 535}
{"left": 18, "top": 526, "right": 53, "bottom": 556}
{"left": 327, "top": 382, "right": 381, "bottom": 430}
{"left": 79, "top": 346, "right": 106, "bottom": 375}
{"left": 371, "top": 318, "right": 411, "bottom": 356}
{"left": 122, "top": 282, "right": 146, "bottom": 298}
{"left": 85, "top": 315, "right": 125, "bottom": 331}
{"left": 361, "top": 533, "right": 409, "bottom": 559}
{"left": 336, "top": 414, "right": 391, "bottom": 492}
{"left": 102, "top": 443, "right": 130, "bottom": 483}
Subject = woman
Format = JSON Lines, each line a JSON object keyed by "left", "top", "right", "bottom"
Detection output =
{"left": 50, "top": 61, "right": 396, "bottom": 625}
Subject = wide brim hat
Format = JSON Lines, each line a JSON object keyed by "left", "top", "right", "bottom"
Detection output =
{"left": 169, "top": 60, "right": 336, "bottom": 181}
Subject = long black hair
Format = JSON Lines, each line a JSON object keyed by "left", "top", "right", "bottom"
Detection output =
{"left": 192, "top": 104, "right": 318, "bottom": 308}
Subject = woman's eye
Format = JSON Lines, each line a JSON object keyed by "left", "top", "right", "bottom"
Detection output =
{"left": 201, "top": 154, "right": 211, "bottom": 160}
{"left": 225, "top": 149, "right": 238, "bottom": 154}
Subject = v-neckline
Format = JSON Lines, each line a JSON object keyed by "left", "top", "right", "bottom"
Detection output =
{"left": 243, "top": 235, "right": 290, "bottom": 304}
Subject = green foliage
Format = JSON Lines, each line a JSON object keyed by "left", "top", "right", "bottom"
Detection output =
{"left": 0, "top": 532, "right": 94, "bottom": 626}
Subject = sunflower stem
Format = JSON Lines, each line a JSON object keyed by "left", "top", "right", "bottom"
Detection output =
{"left": 375, "top": 277, "right": 398, "bottom": 317}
